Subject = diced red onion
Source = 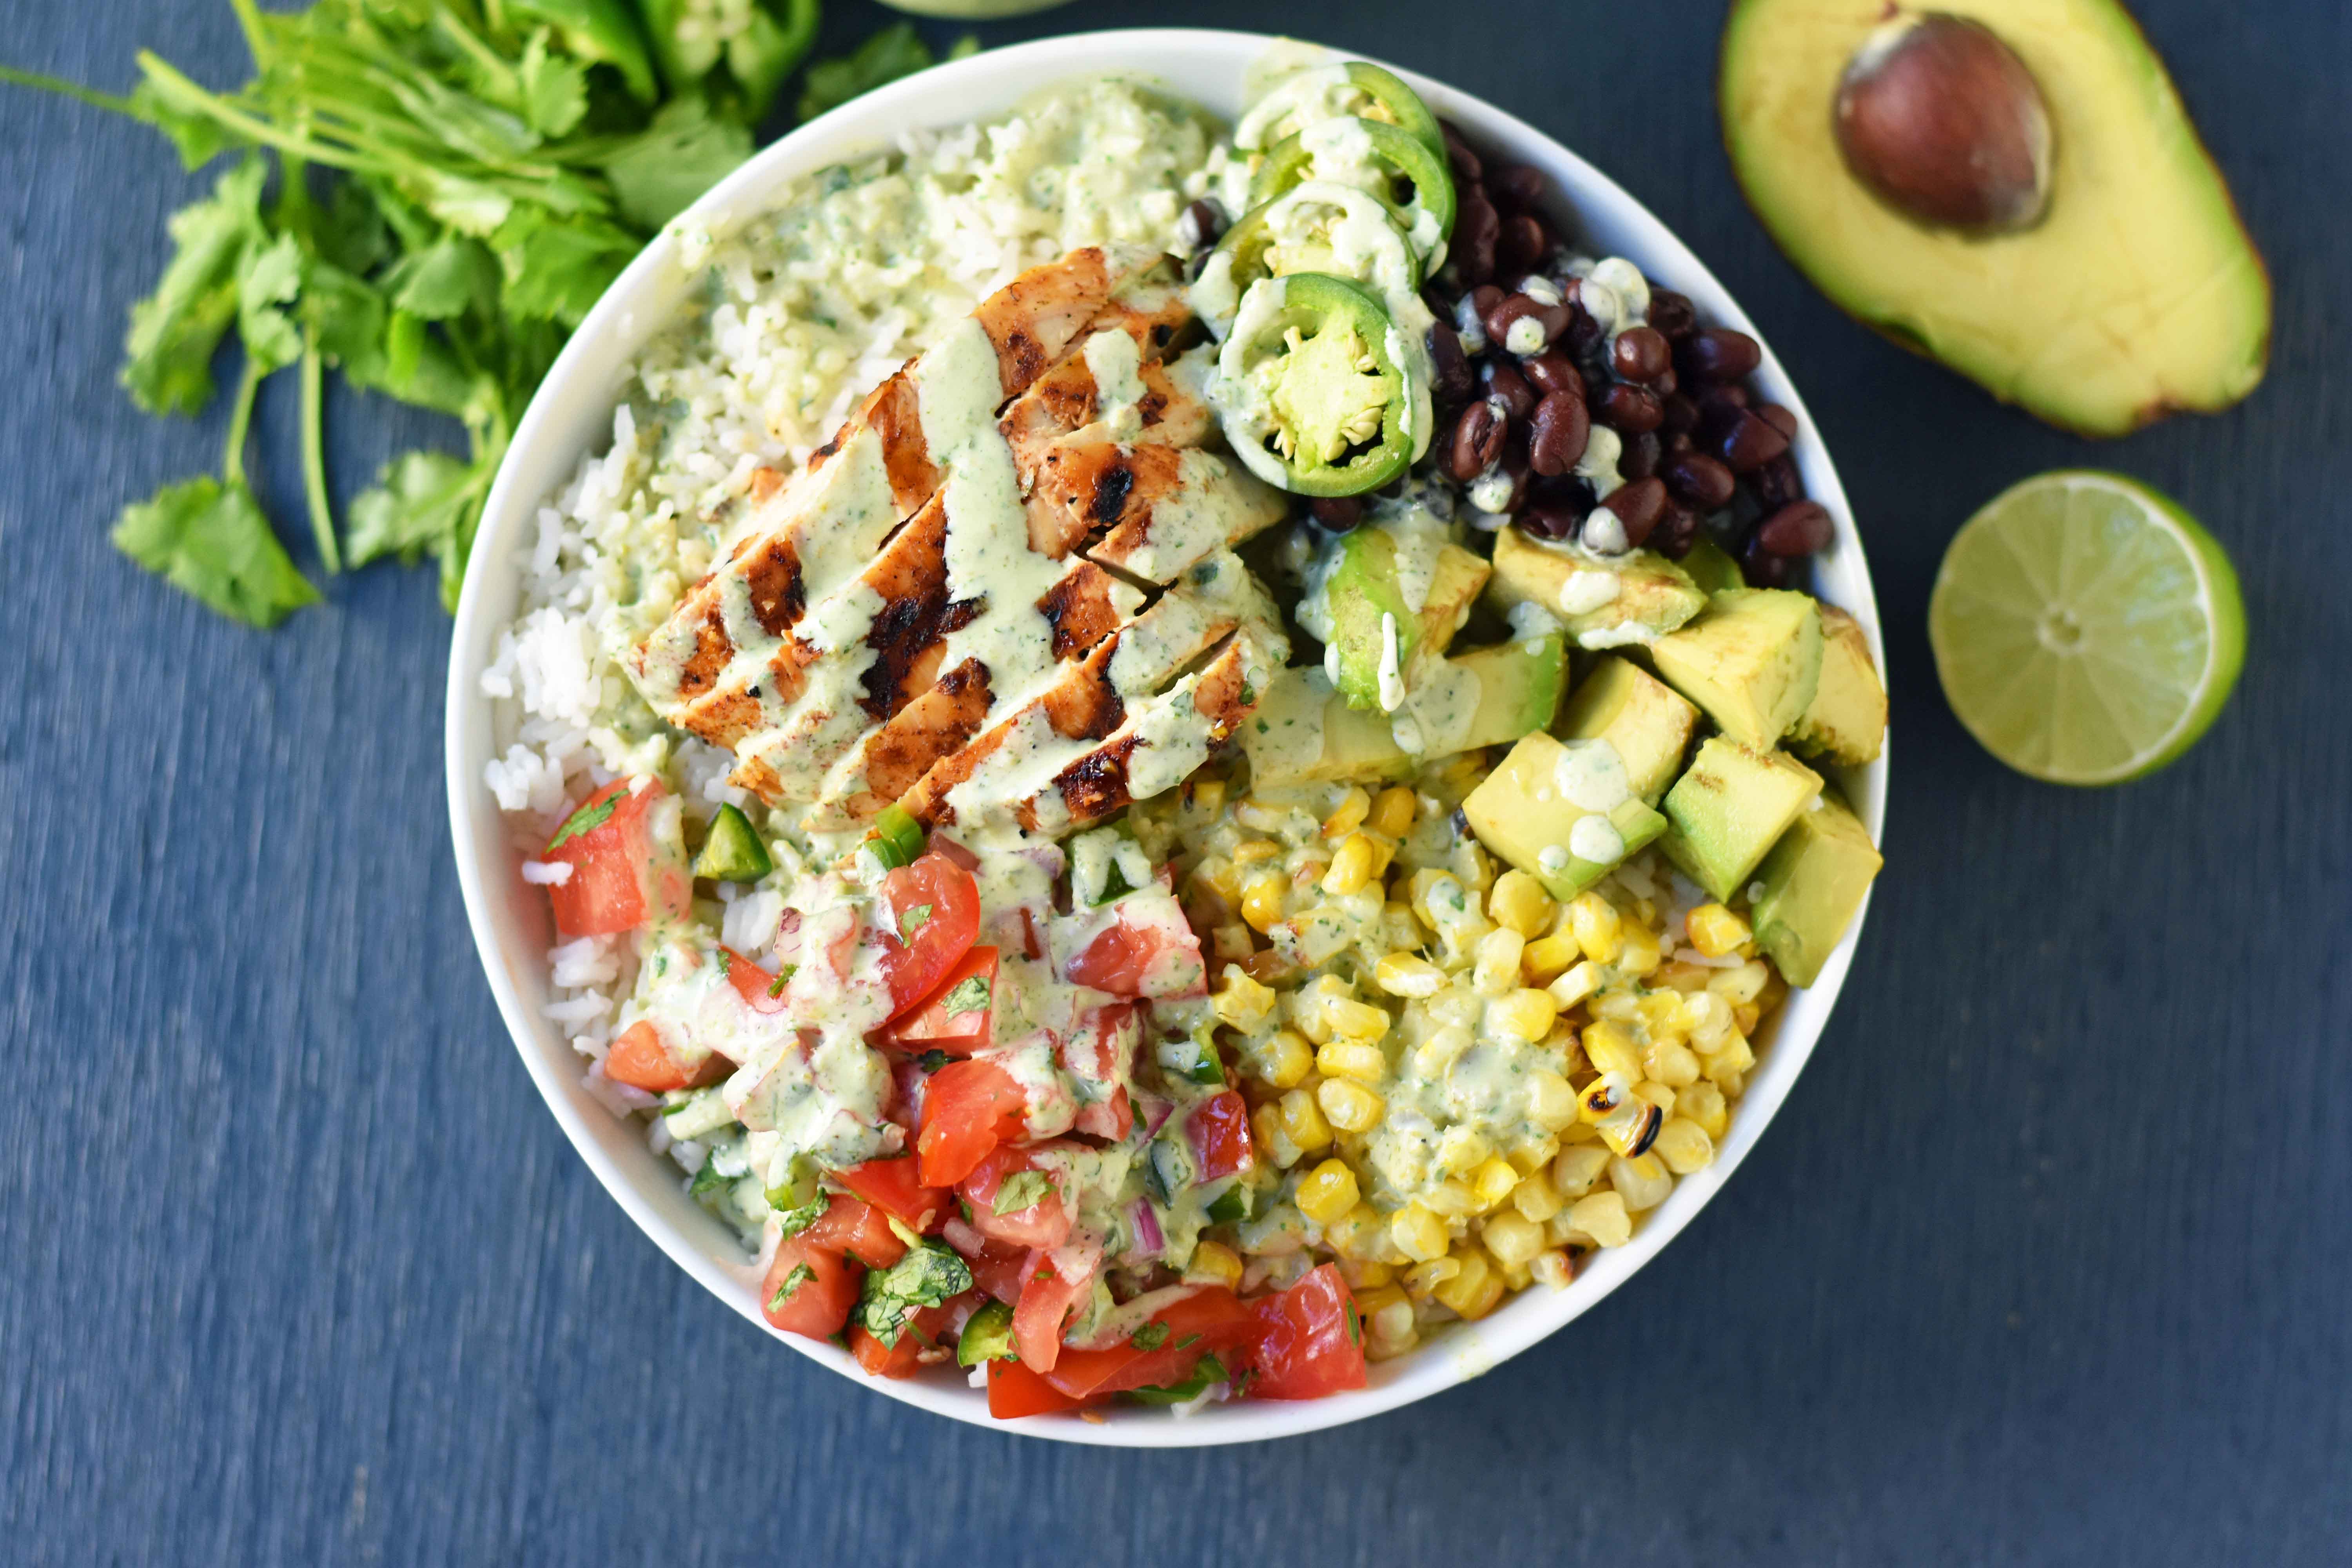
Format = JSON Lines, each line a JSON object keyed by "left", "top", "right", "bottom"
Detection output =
{"left": 1128, "top": 1199, "right": 1165, "bottom": 1258}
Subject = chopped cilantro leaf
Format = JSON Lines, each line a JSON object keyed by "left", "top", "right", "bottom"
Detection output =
{"left": 772, "top": 1195, "right": 829, "bottom": 1241}
{"left": 689, "top": 1158, "right": 733, "bottom": 1198}
{"left": 112, "top": 471, "right": 318, "bottom": 630}
{"left": 1345, "top": 1302, "right": 1362, "bottom": 1347}
{"left": 919, "top": 1050, "right": 953, "bottom": 1073}
{"left": 1130, "top": 1321, "right": 1170, "bottom": 1352}
{"left": 767, "top": 965, "right": 797, "bottom": 999}
{"left": 767, "top": 1263, "right": 814, "bottom": 1312}
{"left": 898, "top": 903, "right": 933, "bottom": 938}
{"left": 1174, "top": 1334, "right": 1201, "bottom": 1352}
{"left": 942, "top": 975, "right": 992, "bottom": 1017}
{"left": 853, "top": 1240, "right": 973, "bottom": 1348}
{"left": 546, "top": 791, "right": 620, "bottom": 850}
{"left": 992, "top": 1170, "right": 1053, "bottom": 1216}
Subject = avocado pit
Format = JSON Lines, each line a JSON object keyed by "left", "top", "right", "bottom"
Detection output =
{"left": 1833, "top": 11, "right": 2053, "bottom": 233}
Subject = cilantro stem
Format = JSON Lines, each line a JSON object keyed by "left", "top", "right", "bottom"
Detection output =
{"left": 227, "top": 0, "right": 270, "bottom": 70}
{"left": 221, "top": 354, "right": 265, "bottom": 489}
{"left": 299, "top": 336, "right": 339, "bottom": 572}
{"left": 133, "top": 54, "right": 376, "bottom": 174}
{"left": 0, "top": 65, "right": 139, "bottom": 116}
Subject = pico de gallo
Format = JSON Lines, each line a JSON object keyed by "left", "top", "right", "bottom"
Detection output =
{"left": 534, "top": 784, "right": 1367, "bottom": 1417}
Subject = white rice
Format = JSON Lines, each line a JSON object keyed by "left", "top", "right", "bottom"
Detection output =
{"left": 476, "top": 79, "right": 1218, "bottom": 1090}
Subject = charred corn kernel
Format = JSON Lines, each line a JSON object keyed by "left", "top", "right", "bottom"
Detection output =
{"left": 1583, "top": 1020, "right": 1643, "bottom": 1080}
{"left": 1360, "top": 1283, "right": 1418, "bottom": 1359}
{"left": 1211, "top": 968, "right": 1276, "bottom": 1031}
{"left": 1708, "top": 958, "right": 1771, "bottom": 1004}
{"left": 1654, "top": 1117, "right": 1716, "bottom": 1174}
{"left": 1511, "top": 1165, "right": 1564, "bottom": 1223}
{"left": 1569, "top": 893, "right": 1622, "bottom": 965}
{"left": 1278, "top": 1088, "right": 1335, "bottom": 1154}
{"left": 1241, "top": 871, "right": 1288, "bottom": 933}
{"left": 1434, "top": 1126, "right": 1493, "bottom": 1179}
{"left": 1489, "top": 987, "right": 1559, "bottom": 1042}
{"left": 1684, "top": 990, "right": 1736, "bottom": 1047}
{"left": 1316, "top": 1036, "right": 1387, "bottom": 1084}
{"left": 1327, "top": 1202, "right": 1390, "bottom": 1261}
{"left": 1530, "top": 1249, "right": 1575, "bottom": 1290}
{"left": 1526, "top": 1067, "right": 1579, "bottom": 1131}
{"left": 1471, "top": 1157, "right": 1521, "bottom": 1210}
{"left": 1610, "top": 1152, "right": 1672, "bottom": 1211}
{"left": 1553, "top": 1144, "right": 1611, "bottom": 1198}
{"left": 1702, "top": 1031, "right": 1756, "bottom": 1084}
{"left": 1322, "top": 833, "right": 1375, "bottom": 896}
{"left": 1684, "top": 902, "right": 1752, "bottom": 957}
{"left": 1374, "top": 953, "right": 1447, "bottom": 998}
{"left": 1183, "top": 1240, "right": 1244, "bottom": 1289}
{"left": 1318, "top": 1078, "right": 1384, "bottom": 1134}
{"left": 1619, "top": 920, "right": 1662, "bottom": 976}
{"left": 1523, "top": 933, "right": 1581, "bottom": 985}
{"left": 1423, "top": 1178, "right": 1481, "bottom": 1218}
{"left": 1596, "top": 1096, "right": 1664, "bottom": 1158}
{"left": 1644, "top": 1038, "right": 1702, "bottom": 1089}
{"left": 1677, "top": 1082, "right": 1730, "bottom": 1139}
{"left": 1548, "top": 960, "right": 1603, "bottom": 1010}
{"left": 1635, "top": 1080, "right": 1679, "bottom": 1112}
{"left": 1434, "top": 1247, "right": 1506, "bottom": 1319}
{"left": 1321, "top": 786, "right": 1371, "bottom": 839}
{"left": 1340, "top": 1257, "right": 1395, "bottom": 1290}
{"left": 1390, "top": 1202, "right": 1450, "bottom": 1262}
{"left": 1295, "top": 1159, "right": 1361, "bottom": 1225}
{"left": 1568, "top": 1190, "right": 1633, "bottom": 1247}
{"left": 1733, "top": 1002, "right": 1762, "bottom": 1036}
{"left": 1230, "top": 838, "right": 1281, "bottom": 865}
{"left": 1326, "top": 996, "right": 1391, "bottom": 1042}
{"left": 1250, "top": 1029, "right": 1313, "bottom": 1089}
{"left": 1578, "top": 1068, "right": 1635, "bottom": 1122}
{"left": 1481, "top": 1209, "right": 1545, "bottom": 1270}
{"left": 1472, "top": 928, "right": 1526, "bottom": 996}
{"left": 1488, "top": 871, "right": 1555, "bottom": 938}
{"left": 1251, "top": 1102, "right": 1302, "bottom": 1169}
{"left": 1369, "top": 785, "right": 1417, "bottom": 838}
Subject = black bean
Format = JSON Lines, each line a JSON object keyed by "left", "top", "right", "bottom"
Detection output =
{"left": 1490, "top": 164, "right": 1545, "bottom": 210}
{"left": 1677, "top": 327, "right": 1763, "bottom": 385}
{"left": 1661, "top": 392, "right": 1700, "bottom": 436}
{"left": 1715, "top": 408, "right": 1791, "bottom": 473}
{"left": 1597, "top": 383, "right": 1662, "bottom": 434}
{"left": 1601, "top": 476, "right": 1668, "bottom": 546}
{"left": 1651, "top": 504, "right": 1702, "bottom": 559}
{"left": 1453, "top": 187, "right": 1500, "bottom": 287}
{"left": 1523, "top": 351, "right": 1584, "bottom": 401}
{"left": 1427, "top": 322, "right": 1474, "bottom": 405}
{"left": 1450, "top": 399, "right": 1507, "bottom": 483}
{"left": 1528, "top": 391, "right": 1592, "bottom": 477}
{"left": 1495, "top": 439, "right": 1531, "bottom": 512}
{"left": 1440, "top": 120, "right": 1483, "bottom": 185}
{"left": 1495, "top": 214, "right": 1548, "bottom": 278}
{"left": 1179, "top": 198, "right": 1228, "bottom": 253}
{"left": 1663, "top": 430, "right": 1694, "bottom": 456}
{"left": 1646, "top": 289, "right": 1699, "bottom": 341}
{"left": 1564, "top": 302, "right": 1606, "bottom": 358}
{"left": 1664, "top": 451, "right": 1737, "bottom": 510}
{"left": 1650, "top": 366, "right": 1678, "bottom": 397}
{"left": 1482, "top": 361, "right": 1537, "bottom": 421}
{"left": 1310, "top": 496, "right": 1363, "bottom": 532}
{"left": 1698, "top": 384, "right": 1751, "bottom": 413}
{"left": 1750, "top": 453, "right": 1805, "bottom": 510}
{"left": 1484, "top": 292, "right": 1569, "bottom": 353}
{"left": 1611, "top": 325, "right": 1672, "bottom": 384}
{"left": 1519, "top": 503, "right": 1581, "bottom": 541}
{"left": 1740, "top": 530, "right": 1797, "bottom": 587}
{"left": 1755, "top": 500, "right": 1834, "bottom": 557}
{"left": 1756, "top": 403, "right": 1799, "bottom": 439}
{"left": 1619, "top": 428, "right": 1662, "bottom": 480}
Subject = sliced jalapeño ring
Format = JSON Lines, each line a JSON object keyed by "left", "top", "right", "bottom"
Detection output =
{"left": 1251, "top": 115, "right": 1457, "bottom": 272}
{"left": 1215, "top": 272, "right": 1423, "bottom": 499}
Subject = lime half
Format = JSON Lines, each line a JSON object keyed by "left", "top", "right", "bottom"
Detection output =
{"left": 1929, "top": 471, "right": 2245, "bottom": 786}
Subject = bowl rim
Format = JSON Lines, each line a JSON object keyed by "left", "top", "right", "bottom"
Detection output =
{"left": 445, "top": 25, "right": 1887, "bottom": 1448}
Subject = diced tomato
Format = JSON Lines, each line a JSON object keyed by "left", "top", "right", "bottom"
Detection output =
{"left": 848, "top": 1304, "right": 956, "bottom": 1380}
{"left": 603, "top": 1020, "right": 730, "bottom": 1093}
{"left": 1061, "top": 1006, "right": 1136, "bottom": 1141}
{"left": 760, "top": 1237, "right": 860, "bottom": 1341}
{"left": 724, "top": 949, "right": 793, "bottom": 1015}
{"left": 837, "top": 1156, "right": 949, "bottom": 1231}
{"left": 962, "top": 1238, "right": 1033, "bottom": 1307}
{"left": 1185, "top": 1089, "right": 1256, "bottom": 1183}
{"left": 878, "top": 946, "right": 998, "bottom": 1055}
{"left": 542, "top": 780, "right": 689, "bottom": 937}
{"left": 1074, "top": 1086, "right": 1133, "bottom": 1142}
{"left": 1044, "top": 1287, "right": 1254, "bottom": 1400}
{"left": 958, "top": 1145, "right": 1074, "bottom": 1252}
{"left": 803, "top": 1197, "right": 906, "bottom": 1270}
{"left": 987, "top": 1357, "right": 1091, "bottom": 1419}
{"left": 1012, "top": 1250, "right": 1092, "bottom": 1374}
{"left": 879, "top": 853, "right": 981, "bottom": 1014}
{"left": 916, "top": 1058, "right": 1029, "bottom": 1188}
{"left": 1063, "top": 891, "right": 1205, "bottom": 998}
{"left": 1242, "top": 1263, "right": 1367, "bottom": 1401}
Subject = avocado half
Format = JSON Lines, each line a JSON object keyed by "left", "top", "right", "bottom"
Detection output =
{"left": 1720, "top": 0, "right": 2270, "bottom": 436}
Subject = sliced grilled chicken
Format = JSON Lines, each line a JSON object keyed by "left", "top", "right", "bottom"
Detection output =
{"left": 1027, "top": 439, "right": 1290, "bottom": 577}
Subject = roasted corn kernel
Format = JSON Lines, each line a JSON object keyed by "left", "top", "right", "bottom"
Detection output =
{"left": 1316, "top": 1036, "right": 1387, "bottom": 1083}
{"left": 1318, "top": 1078, "right": 1384, "bottom": 1134}
{"left": 1488, "top": 871, "right": 1555, "bottom": 938}
{"left": 1434, "top": 1247, "right": 1506, "bottom": 1319}
{"left": 1369, "top": 785, "right": 1417, "bottom": 839}
{"left": 1568, "top": 1190, "right": 1633, "bottom": 1248}
{"left": 1390, "top": 1202, "right": 1449, "bottom": 1262}
{"left": 1684, "top": 902, "right": 1752, "bottom": 958}
{"left": 1569, "top": 893, "right": 1622, "bottom": 965}
{"left": 1183, "top": 1240, "right": 1244, "bottom": 1289}
{"left": 1653, "top": 1117, "right": 1716, "bottom": 1174}
{"left": 1295, "top": 1159, "right": 1361, "bottom": 1225}
{"left": 1322, "top": 786, "right": 1371, "bottom": 839}
{"left": 1374, "top": 953, "right": 1447, "bottom": 998}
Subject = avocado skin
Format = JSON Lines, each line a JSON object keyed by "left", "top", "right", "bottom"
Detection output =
{"left": 1558, "top": 657, "right": 1700, "bottom": 805}
{"left": 1750, "top": 788, "right": 1883, "bottom": 987}
{"left": 1719, "top": 0, "right": 2270, "bottom": 436}
{"left": 1658, "top": 737, "right": 1823, "bottom": 903}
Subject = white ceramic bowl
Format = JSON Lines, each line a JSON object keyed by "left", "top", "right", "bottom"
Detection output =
{"left": 446, "top": 27, "right": 1887, "bottom": 1447}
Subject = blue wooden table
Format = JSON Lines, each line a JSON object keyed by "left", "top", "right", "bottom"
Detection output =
{"left": 6, "top": 2, "right": 2347, "bottom": 1562}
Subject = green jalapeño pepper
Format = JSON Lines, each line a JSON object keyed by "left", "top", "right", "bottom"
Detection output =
{"left": 505, "top": 0, "right": 660, "bottom": 102}
{"left": 1236, "top": 61, "right": 1446, "bottom": 165}
{"left": 1250, "top": 116, "right": 1456, "bottom": 274}
{"left": 636, "top": 0, "right": 820, "bottom": 122}
{"left": 1215, "top": 272, "right": 1420, "bottom": 498}
{"left": 1193, "top": 181, "right": 1424, "bottom": 335}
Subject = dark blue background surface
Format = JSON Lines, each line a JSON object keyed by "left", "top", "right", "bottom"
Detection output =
{"left": 5, "top": 2, "right": 2347, "bottom": 1563}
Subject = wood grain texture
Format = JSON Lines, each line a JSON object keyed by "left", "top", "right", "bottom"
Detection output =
{"left": 3, "top": 1, "right": 2348, "bottom": 1563}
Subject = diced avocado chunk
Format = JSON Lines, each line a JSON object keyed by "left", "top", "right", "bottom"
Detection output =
{"left": 1659, "top": 737, "right": 1824, "bottom": 902}
{"left": 692, "top": 803, "right": 773, "bottom": 882}
{"left": 1463, "top": 732, "right": 1669, "bottom": 901}
{"left": 1679, "top": 534, "right": 1746, "bottom": 595}
{"left": 1749, "top": 788, "right": 1882, "bottom": 988}
{"left": 1788, "top": 605, "right": 1887, "bottom": 766}
{"left": 1647, "top": 588, "right": 1824, "bottom": 747}
{"left": 1244, "top": 636, "right": 1566, "bottom": 786}
{"left": 1325, "top": 528, "right": 1490, "bottom": 711}
{"left": 957, "top": 1299, "right": 1017, "bottom": 1367}
{"left": 1557, "top": 656, "right": 1700, "bottom": 804}
{"left": 1483, "top": 527, "right": 1706, "bottom": 648}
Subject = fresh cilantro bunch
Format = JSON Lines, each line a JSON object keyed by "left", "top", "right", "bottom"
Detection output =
{"left": 1, "top": 0, "right": 983, "bottom": 630}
